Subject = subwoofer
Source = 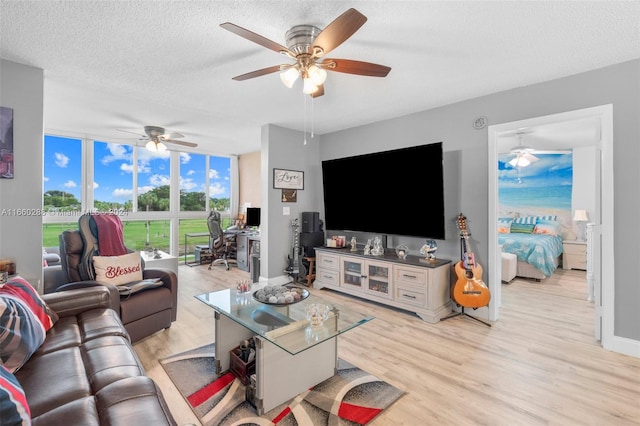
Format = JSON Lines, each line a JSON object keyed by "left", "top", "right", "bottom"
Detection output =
{"left": 299, "top": 231, "right": 324, "bottom": 257}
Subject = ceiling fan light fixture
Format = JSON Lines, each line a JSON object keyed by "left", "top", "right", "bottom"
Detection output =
{"left": 145, "top": 140, "right": 167, "bottom": 152}
{"left": 280, "top": 67, "right": 300, "bottom": 88}
{"left": 302, "top": 78, "right": 318, "bottom": 94}
{"left": 509, "top": 155, "right": 531, "bottom": 168}
{"left": 307, "top": 64, "right": 327, "bottom": 86}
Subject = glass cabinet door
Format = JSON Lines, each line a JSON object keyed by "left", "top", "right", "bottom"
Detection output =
{"left": 341, "top": 257, "right": 364, "bottom": 290}
{"left": 365, "top": 261, "right": 392, "bottom": 299}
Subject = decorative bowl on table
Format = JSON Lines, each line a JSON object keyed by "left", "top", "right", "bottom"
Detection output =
{"left": 252, "top": 284, "right": 309, "bottom": 306}
{"left": 305, "top": 303, "right": 330, "bottom": 326}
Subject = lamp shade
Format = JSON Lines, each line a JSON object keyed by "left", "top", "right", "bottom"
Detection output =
{"left": 573, "top": 209, "right": 589, "bottom": 221}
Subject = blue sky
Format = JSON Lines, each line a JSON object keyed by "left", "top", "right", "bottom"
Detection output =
{"left": 44, "top": 135, "right": 231, "bottom": 203}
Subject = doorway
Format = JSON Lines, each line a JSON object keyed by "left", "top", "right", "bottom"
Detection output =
{"left": 487, "top": 105, "right": 613, "bottom": 348}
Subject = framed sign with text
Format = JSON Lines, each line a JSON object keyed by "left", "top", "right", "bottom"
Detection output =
{"left": 273, "top": 168, "right": 304, "bottom": 190}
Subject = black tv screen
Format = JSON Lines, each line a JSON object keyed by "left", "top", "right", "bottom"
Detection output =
{"left": 245, "top": 207, "right": 261, "bottom": 227}
{"left": 321, "top": 142, "right": 445, "bottom": 239}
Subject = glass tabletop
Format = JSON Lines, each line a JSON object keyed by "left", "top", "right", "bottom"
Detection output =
{"left": 195, "top": 282, "right": 374, "bottom": 355}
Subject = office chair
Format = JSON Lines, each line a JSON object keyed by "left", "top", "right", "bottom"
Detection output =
{"left": 207, "top": 211, "right": 238, "bottom": 270}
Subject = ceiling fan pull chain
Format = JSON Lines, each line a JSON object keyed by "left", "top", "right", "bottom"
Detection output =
{"left": 311, "top": 95, "right": 315, "bottom": 138}
{"left": 303, "top": 92, "right": 308, "bottom": 145}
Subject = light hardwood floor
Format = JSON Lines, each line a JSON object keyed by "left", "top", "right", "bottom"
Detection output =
{"left": 134, "top": 264, "right": 640, "bottom": 425}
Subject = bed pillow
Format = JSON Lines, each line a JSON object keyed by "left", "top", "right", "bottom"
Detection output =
{"left": 513, "top": 215, "right": 558, "bottom": 225}
{"left": 0, "top": 365, "right": 30, "bottom": 424}
{"left": 510, "top": 223, "right": 536, "bottom": 234}
{"left": 498, "top": 218, "right": 513, "bottom": 233}
{"left": 0, "top": 277, "right": 58, "bottom": 372}
{"left": 534, "top": 219, "right": 562, "bottom": 236}
{"left": 93, "top": 252, "right": 143, "bottom": 286}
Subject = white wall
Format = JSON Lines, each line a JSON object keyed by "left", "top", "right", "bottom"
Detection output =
{"left": 572, "top": 146, "right": 597, "bottom": 236}
{"left": 0, "top": 59, "right": 44, "bottom": 291}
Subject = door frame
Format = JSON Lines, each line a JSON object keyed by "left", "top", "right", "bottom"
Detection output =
{"left": 487, "top": 104, "right": 614, "bottom": 350}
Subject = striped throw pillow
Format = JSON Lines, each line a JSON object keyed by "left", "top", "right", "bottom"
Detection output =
{"left": 0, "top": 277, "right": 59, "bottom": 372}
{"left": 0, "top": 365, "right": 30, "bottom": 424}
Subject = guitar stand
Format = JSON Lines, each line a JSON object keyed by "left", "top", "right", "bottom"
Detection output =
{"left": 441, "top": 306, "right": 492, "bottom": 327}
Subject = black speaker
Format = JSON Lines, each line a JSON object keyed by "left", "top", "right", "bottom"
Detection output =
{"left": 301, "top": 212, "right": 321, "bottom": 232}
{"left": 299, "top": 231, "right": 324, "bottom": 257}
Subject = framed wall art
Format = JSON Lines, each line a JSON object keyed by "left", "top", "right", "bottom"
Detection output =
{"left": 0, "top": 106, "right": 14, "bottom": 179}
{"left": 282, "top": 189, "right": 297, "bottom": 203}
{"left": 273, "top": 168, "right": 304, "bottom": 190}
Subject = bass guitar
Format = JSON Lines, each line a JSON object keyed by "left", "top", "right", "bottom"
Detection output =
{"left": 451, "top": 213, "right": 491, "bottom": 309}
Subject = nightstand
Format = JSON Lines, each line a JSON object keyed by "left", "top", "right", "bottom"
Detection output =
{"left": 562, "top": 240, "right": 587, "bottom": 270}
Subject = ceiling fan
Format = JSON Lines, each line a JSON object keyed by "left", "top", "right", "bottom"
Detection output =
{"left": 503, "top": 129, "right": 571, "bottom": 167}
{"left": 116, "top": 126, "right": 198, "bottom": 151}
{"left": 220, "top": 8, "right": 391, "bottom": 97}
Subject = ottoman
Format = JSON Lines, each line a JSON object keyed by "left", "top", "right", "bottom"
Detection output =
{"left": 501, "top": 252, "right": 517, "bottom": 283}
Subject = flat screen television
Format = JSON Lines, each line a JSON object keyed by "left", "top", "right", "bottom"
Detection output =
{"left": 321, "top": 142, "right": 445, "bottom": 239}
{"left": 245, "top": 207, "right": 261, "bottom": 228}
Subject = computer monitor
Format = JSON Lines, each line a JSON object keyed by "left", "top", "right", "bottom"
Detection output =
{"left": 245, "top": 207, "right": 261, "bottom": 228}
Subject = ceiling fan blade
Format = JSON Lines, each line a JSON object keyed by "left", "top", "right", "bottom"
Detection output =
{"left": 163, "top": 139, "right": 198, "bottom": 148}
{"left": 116, "top": 128, "right": 146, "bottom": 138}
{"left": 232, "top": 64, "right": 285, "bottom": 81}
{"left": 530, "top": 149, "right": 572, "bottom": 155}
{"left": 311, "top": 84, "right": 324, "bottom": 98}
{"left": 220, "top": 22, "right": 294, "bottom": 56}
{"left": 312, "top": 8, "right": 367, "bottom": 56}
{"left": 523, "top": 153, "right": 539, "bottom": 162}
{"left": 325, "top": 58, "right": 391, "bottom": 77}
{"left": 161, "top": 132, "right": 184, "bottom": 139}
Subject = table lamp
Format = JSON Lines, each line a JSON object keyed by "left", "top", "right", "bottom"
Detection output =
{"left": 573, "top": 209, "right": 589, "bottom": 241}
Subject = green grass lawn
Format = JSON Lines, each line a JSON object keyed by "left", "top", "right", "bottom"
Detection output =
{"left": 43, "top": 218, "right": 232, "bottom": 260}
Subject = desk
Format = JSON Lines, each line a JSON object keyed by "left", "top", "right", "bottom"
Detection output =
{"left": 183, "top": 232, "right": 210, "bottom": 267}
{"left": 236, "top": 233, "right": 260, "bottom": 272}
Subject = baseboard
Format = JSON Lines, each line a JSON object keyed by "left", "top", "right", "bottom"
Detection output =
{"left": 604, "top": 335, "right": 640, "bottom": 358}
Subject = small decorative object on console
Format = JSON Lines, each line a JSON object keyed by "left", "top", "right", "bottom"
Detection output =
{"left": 395, "top": 244, "right": 409, "bottom": 259}
{"left": 363, "top": 239, "right": 372, "bottom": 255}
{"left": 371, "top": 236, "right": 384, "bottom": 256}
{"left": 305, "top": 303, "right": 330, "bottom": 326}
{"left": 236, "top": 279, "right": 252, "bottom": 293}
{"left": 420, "top": 239, "right": 438, "bottom": 262}
{"left": 350, "top": 236, "right": 357, "bottom": 252}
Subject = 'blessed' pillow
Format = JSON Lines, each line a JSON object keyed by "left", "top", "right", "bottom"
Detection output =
{"left": 534, "top": 219, "right": 562, "bottom": 236}
{"left": 93, "top": 252, "right": 143, "bottom": 286}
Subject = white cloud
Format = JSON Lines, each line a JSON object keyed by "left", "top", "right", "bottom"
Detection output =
{"left": 54, "top": 152, "right": 69, "bottom": 168}
{"left": 43, "top": 176, "right": 49, "bottom": 182}
{"left": 137, "top": 186, "right": 154, "bottom": 195}
{"left": 101, "top": 143, "right": 131, "bottom": 164}
{"left": 209, "top": 168, "right": 220, "bottom": 180}
{"left": 209, "top": 181, "right": 225, "bottom": 196}
{"left": 63, "top": 180, "right": 77, "bottom": 188}
{"left": 112, "top": 188, "right": 133, "bottom": 198}
{"left": 187, "top": 169, "right": 195, "bottom": 176}
{"left": 149, "top": 174, "right": 170, "bottom": 186}
{"left": 180, "top": 177, "right": 198, "bottom": 191}
{"left": 93, "top": 181, "right": 99, "bottom": 189}
{"left": 180, "top": 152, "right": 191, "bottom": 164}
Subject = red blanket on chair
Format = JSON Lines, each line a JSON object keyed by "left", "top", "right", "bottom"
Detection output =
{"left": 92, "top": 214, "right": 128, "bottom": 256}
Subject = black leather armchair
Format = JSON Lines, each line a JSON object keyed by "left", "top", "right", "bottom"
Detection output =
{"left": 54, "top": 228, "right": 178, "bottom": 344}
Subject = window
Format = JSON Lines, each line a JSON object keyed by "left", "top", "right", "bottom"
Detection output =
{"left": 93, "top": 141, "right": 133, "bottom": 211}
{"left": 137, "top": 148, "right": 171, "bottom": 212}
{"left": 43, "top": 133, "right": 237, "bottom": 258}
{"left": 43, "top": 135, "right": 82, "bottom": 212}
{"left": 180, "top": 152, "right": 206, "bottom": 211}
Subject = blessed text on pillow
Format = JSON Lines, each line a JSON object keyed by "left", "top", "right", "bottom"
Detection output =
{"left": 93, "top": 252, "right": 143, "bottom": 286}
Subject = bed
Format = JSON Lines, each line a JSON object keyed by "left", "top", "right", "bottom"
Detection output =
{"left": 498, "top": 215, "right": 565, "bottom": 280}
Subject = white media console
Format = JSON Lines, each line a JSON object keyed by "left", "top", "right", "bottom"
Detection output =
{"left": 314, "top": 247, "right": 452, "bottom": 323}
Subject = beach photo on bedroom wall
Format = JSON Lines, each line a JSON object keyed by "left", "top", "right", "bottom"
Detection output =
{"left": 497, "top": 152, "right": 573, "bottom": 237}
{"left": 282, "top": 189, "right": 297, "bottom": 203}
{"left": 0, "top": 106, "right": 14, "bottom": 179}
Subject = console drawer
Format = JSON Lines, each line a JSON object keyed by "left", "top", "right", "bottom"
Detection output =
{"left": 395, "top": 284, "right": 426, "bottom": 308}
{"left": 317, "top": 269, "right": 339, "bottom": 286}
{"left": 394, "top": 265, "right": 427, "bottom": 285}
{"left": 317, "top": 252, "right": 340, "bottom": 271}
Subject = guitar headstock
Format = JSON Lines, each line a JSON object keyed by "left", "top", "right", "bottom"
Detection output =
{"left": 457, "top": 213, "right": 469, "bottom": 236}
{"left": 291, "top": 218, "right": 299, "bottom": 230}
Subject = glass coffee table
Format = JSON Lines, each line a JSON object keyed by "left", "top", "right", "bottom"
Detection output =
{"left": 195, "top": 281, "right": 374, "bottom": 414}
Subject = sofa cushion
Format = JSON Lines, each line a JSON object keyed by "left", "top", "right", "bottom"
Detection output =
{"left": 0, "top": 365, "right": 31, "bottom": 424}
{"left": 0, "top": 277, "right": 59, "bottom": 372}
{"left": 93, "top": 252, "right": 143, "bottom": 286}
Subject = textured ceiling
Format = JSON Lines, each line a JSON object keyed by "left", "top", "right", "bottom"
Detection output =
{"left": 1, "top": 1, "right": 639, "bottom": 155}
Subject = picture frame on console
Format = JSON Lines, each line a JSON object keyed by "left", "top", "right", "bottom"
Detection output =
{"left": 273, "top": 168, "right": 304, "bottom": 190}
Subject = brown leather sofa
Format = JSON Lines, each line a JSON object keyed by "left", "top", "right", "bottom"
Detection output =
{"left": 15, "top": 286, "right": 177, "bottom": 425}
{"left": 54, "top": 230, "right": 178, "bottom": 343}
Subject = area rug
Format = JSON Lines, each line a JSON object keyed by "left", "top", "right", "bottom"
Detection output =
{"left": 160, "top": 343, "right": 404, "bottom": 425}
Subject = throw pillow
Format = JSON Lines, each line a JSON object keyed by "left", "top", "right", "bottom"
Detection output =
{"left": 0, "top": 276, "right": 59, "bottom": 372}
{"left": 510, "top": 223, "right": 536, "bottom": 234}
{"left": 93, "top": 252, "right": 143, "bottom": 286}
{"left": 498, "top": 218, "right": 513, "bottom": 234}
{"left": 534, "top": 219, "right": 562, "bottom": 236}
{"left": 0, "top": 365, "right": 30, "bottom": 424}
